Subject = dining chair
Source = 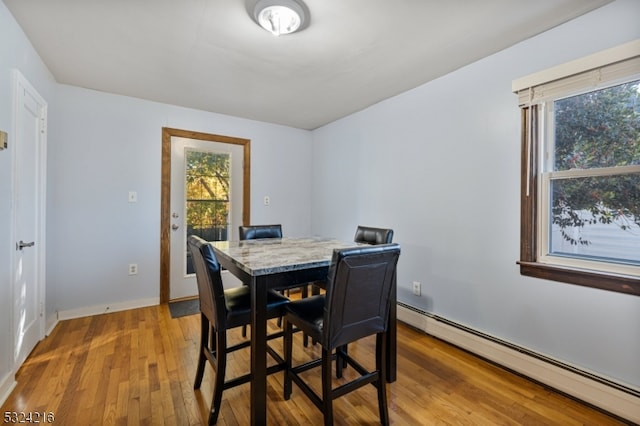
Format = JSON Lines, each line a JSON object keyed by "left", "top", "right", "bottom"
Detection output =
{"left": 238, "top": 224, "right": 283, "bottom": 240}
{"left": 312, "top": 225, "right": 395, "bottom": 359}
{"left": 354, "top": 225, "right": 394, "bottom": 245}
{"left": 188, "top": 235, "right": 290, "bottom": 425}
{"left": 340, "top": 225, "right": 395, "bottom": 362}
{"left": 283, "top": 244, "right": 401, "bottom": 426}
{"left": 238, "top": 224, "right": 289, "bottom": 337}
{"left": 239, "top": 224, "right": 314, "bottom": 341}
{"left": 312, "top": 226, "right": 394, "bottom": 296}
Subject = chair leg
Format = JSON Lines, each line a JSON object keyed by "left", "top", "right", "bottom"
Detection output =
{"left": 208, "top": 330, "right": 227, "bottom": 425}
{"left": 241, "top": 283, "right": 249, "bottom": 338}
{"left": 376, "top": 332, "right": 390, "bottom": 426}
{"left": 283, "top": 320, "right": 293, "bottom": 400}
{"left": 342, "top": 345, "right": 348, "bottom": 368}
{"left": 310, "top": 284, "right": 321, "bottom": 346}
{"left": 194, "top": 314, "right": 208, "bottom": 389}
{"left": 277, "top": 289, "right": 287, "bottom": 328}
{"left": 298, "top": 285, "right": 313, "bottom": 347}
{"left": 334, "top": 344, "right": 348, "bottom": 377}
{"left": 322, "top": 347, "right": 334, "bottom": 426}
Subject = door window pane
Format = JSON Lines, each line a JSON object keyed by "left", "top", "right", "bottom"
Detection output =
{"left": 185, "top": 150, "right": 231, "bottom": 274}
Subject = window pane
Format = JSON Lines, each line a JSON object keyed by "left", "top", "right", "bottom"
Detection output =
{"left": 554, "top": 80, "right": 640, "bottom": 171}
{"left": 185, "top": 150, "right": 231, "bottom": 274}
{"left": 550, "top": 174, "right": 640, "bottom": 265}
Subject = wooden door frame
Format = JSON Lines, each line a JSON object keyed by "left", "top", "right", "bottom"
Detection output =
{"left": 160, "top": 127, "right": 250, "bottom": 303}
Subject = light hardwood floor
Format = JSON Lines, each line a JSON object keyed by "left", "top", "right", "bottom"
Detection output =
{"left": 1, "top": 303, "right": 628, "bottom": 425}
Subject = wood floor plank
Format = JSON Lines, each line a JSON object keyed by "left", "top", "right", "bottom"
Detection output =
{"left": 1, "top": 303, "right": 629, "bottom": 425}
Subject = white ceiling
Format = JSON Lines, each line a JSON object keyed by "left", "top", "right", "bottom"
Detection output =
{"left": 5, "top": 0, "right": 612, "bottom": 130}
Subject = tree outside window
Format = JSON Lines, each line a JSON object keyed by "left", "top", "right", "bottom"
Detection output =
{"left": 547, "top": 81, "right": 640, "bottom": 265}
{"left": 185, "top": 150, "right": 231, "bottom": 242}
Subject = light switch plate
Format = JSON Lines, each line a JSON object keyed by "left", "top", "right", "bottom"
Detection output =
{"left": 0, "top": 130, "right": 7, "bottom": 150}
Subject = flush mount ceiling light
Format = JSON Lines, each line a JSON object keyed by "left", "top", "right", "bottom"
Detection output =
{"left": 252, "top": 0, "right": 309, "bottom": 36}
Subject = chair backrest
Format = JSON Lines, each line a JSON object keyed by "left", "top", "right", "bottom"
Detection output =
{"left": 187, "top": 235, "right": 226, "bottom": 330}
{"left": 353, "top": 226, "right": 394, "bottom": 245}
{"left": 239, "top": 224, "right": 283, "bottom": 240}
{"left": 323, "top": 244, "right": 400, "bottom": 350}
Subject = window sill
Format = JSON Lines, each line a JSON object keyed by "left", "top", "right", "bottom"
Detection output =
{"left": 518, "top": 261, "right": 640, "bottom": 297}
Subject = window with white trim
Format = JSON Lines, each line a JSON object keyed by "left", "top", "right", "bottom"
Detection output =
{"left": 513, "top": 41, "right": 640, "bottom": 296}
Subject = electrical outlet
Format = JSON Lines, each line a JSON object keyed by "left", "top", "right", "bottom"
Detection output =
{"left": 412, "top": 281, "right": 421, "bottom": 296}
{"left": 129, "top": 263, "right": 138, "bottom": 275}
{"left": 263, "top": 195, "right": 270, "bottom": 206}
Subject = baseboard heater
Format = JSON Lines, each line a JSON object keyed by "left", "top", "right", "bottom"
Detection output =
{"left": 396, "top": 302, "right": 640, "bottom": 425}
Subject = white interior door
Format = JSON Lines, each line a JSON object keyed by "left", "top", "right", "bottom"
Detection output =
{"left": 169, "top": 137, "right": 244, "bottom": 300}
{"left": 12, "top": 71, "right": 47, "bottom": 369}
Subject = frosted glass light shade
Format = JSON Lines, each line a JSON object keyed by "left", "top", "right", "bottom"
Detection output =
{"left": 253, "top": 0, "right": 307, "bottom": 36}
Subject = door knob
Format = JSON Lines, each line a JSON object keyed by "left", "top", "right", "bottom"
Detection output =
{"left": 16, "top": 240, "right": 35, "bottom": 250}
{"left": 171, "top": 224, "right": 179, "bottom": 231}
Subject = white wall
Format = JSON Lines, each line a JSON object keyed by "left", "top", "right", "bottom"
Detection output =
{"left": 2, "top": 0, "right": 313, "bottom": 391}
{"left": 311, "top": 0, "right": 640, "bottom": 390}
{"left": 2, "top": 0, "right": 639, "bottom": 411}
{"left": 0, "top": 0, "right": 56, "bottom": 402}
{"left": 47, "top": 85, "right": 313, "bottom": 318}
{"left": 2, "top": 0, "right": 313, "bottom": 392}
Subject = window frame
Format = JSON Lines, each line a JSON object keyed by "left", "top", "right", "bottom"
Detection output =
{"left": 514, "top": 42, "right": 640, "bottom": 297}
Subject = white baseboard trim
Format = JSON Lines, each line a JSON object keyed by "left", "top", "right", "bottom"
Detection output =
{"left": 397, "top": 303, "right": 640, "bottom": 424}
{"left": 56, "top": 297, "right": 160, "bottom": 322}
{"left": 0, "top": 372, "right": 17, "bottom": 408}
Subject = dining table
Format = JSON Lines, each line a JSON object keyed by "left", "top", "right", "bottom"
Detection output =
{"left": 211, "top": 236, "right": 397, "bottom": 426}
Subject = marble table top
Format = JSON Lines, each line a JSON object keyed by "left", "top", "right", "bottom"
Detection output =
{"left": 211, "top": 236, "right": 361, "bottom": 276}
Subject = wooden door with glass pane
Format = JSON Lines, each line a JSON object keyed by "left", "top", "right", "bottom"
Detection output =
{"left": 162, "top": 129, "right": 249, "bottom": 302}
